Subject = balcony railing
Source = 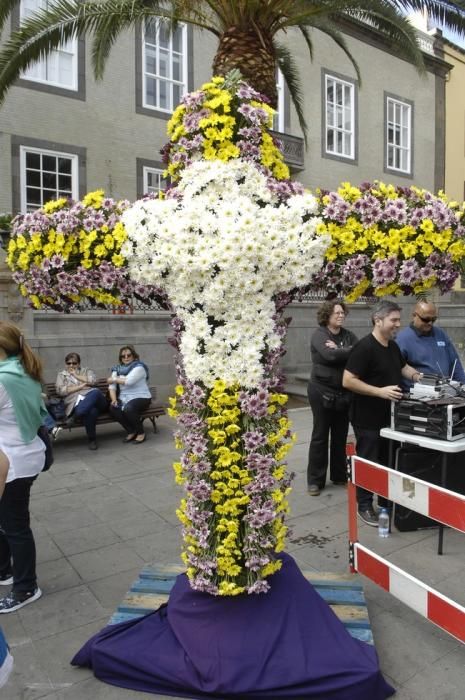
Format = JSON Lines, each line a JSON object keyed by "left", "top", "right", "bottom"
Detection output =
{"left": 270, "top": 131, "right": 305, "bottom": 172}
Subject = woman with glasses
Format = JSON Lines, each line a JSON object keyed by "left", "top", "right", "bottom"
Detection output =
{"left": 107, "top": 345, "right": 151, "bottom": 444}
{"left": 307, "top": 300, "right": 357, "bottom": 496}
{"left": 55, "top": 353, "right": 107, "bottom": 450}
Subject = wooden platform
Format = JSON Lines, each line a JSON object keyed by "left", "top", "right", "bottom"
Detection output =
{"left": 110, "top": 565, "right": 374, "bottom": 644}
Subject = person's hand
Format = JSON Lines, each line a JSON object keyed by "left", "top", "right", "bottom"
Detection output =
{"left": 111, "top": 400, "right": 118, "bottom": 408}
{"left": 378, "top": 385, "right": 403, "bottom": 401}
{"left": 106, "top": 376, "right": 113, "bottom": 384}
{"left": 325, "top": 340, "right": 338, "bottom": 349}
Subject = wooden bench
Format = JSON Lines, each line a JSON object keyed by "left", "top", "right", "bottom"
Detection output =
{"left": 44, "top": 378, "right": 165, "bottom": 433}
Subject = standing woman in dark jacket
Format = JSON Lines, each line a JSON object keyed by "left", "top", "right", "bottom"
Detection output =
{"left": 307, "top": 300, "right": 357, "bottom": 496}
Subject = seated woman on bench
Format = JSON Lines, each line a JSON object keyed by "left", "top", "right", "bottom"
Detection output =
{"left": 55, "top": 353, "right": 107, "bottom": 451}
{"left": 107, "top": 345, "right": 151, "bottom": 445}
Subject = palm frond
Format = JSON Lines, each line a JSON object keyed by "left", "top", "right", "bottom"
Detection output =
{"left": 305, "top": 18, "right": 362, "bottom": 85}
{"left": 0, "top": 0, "right": 19, "bottom": 35}
{"left": 274, "top": 40, "right": 308, "bottom": 146}
{"left": 0, "top": 0, "right": 221, "bottom": 101}
{"left": 343, "top": 1, "right": 427, "bottom": 73}
{"left": 298, "top": 24, "right": 314, "bottom": 62}
{"left": 394, "top": 1, "right": 465, "bottom": 36}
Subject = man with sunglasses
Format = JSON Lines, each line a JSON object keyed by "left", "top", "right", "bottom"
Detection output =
{"left": 396, "top": 300, "right": 465, "bottom": 387}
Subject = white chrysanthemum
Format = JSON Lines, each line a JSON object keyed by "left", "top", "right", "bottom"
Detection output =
{"left": 122, "top": 159, "right": 330, "bottom": 388}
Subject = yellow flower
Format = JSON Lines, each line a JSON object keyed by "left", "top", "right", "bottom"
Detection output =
{"left": 261, "top": 560, "right": 282, "bottom": 578}
{"left": 400, "top": 242, "right": 417, "bottom": 258}
{"left": 30, "top": 294, "right": 42, "bottom": 309}
{"left": 337, "top": 182, "right": 362, "bottom": 202}
{"left": 111, "top": 254, "right": 124, "bottom": 267}
{"left": 420, "top": 218, "right": 434, "bottom": 234}
{"left": 344, "top": 278, "right": 370, "bottom": 303}
{"left": 42, "top": 197, "right": 67, "bottom": 213}
{"left": 82, "top": 189, "right": 105, "bottom": 209}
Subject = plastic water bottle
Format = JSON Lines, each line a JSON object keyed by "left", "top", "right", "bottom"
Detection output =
{"left": 378, "top": 508, "right": 389, "bottom": 538}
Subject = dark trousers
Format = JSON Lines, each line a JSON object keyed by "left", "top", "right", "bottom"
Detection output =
{"left": 353, "top": 427, "right": 391, "bottom": 510}
{"left": 307, "top": 383, "right": 349, "bottom": 488}
{"left": 73, "top": 389, "right": 108, "bottom": 440}
{"left": 0, "top": 477, "right": 37, "bottom": 594}
{"left": 109, "top": 398, "right": 151, "bottom": 436}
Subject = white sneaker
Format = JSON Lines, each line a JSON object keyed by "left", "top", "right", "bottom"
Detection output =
{"left": 51, "top": 426, "right": 62, "bottom": 441}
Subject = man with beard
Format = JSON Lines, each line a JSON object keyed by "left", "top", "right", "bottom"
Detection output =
{"left": 343, "top": 300, "right": 421, "bottom": 525}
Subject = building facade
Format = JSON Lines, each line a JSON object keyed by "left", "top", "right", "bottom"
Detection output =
{"left": 443, "top": 38, "right": 465, "bottom": 202}
{"left": 0, "top": 12, "right": 452, "bottom": 214}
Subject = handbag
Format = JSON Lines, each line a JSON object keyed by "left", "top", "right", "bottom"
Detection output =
{"left": 46, "top": 397, "right": 66, "bottom": 421}
{"left": 37, "top": 425, "right": 54, "bottom": 471}
{"left": 321, "top": 387, "right": 350, "bottom": 412}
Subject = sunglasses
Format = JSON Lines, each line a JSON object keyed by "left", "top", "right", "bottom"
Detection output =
{"left": 120, "top": 353, "right": 133, "bottom": 359}
{"left": 416, "top": 313, "right": 437, "bottom": 324}
{"left": 66, "top": 361, "right": 78, "bottom": 366}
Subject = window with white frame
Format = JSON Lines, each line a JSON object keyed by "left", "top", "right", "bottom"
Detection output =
{"left": 272, "top": 69, "right": 285, "bottom": 132}
{"left": 325, "top": 74, "right": 355, "bottom": 159}
{"left": 386, "top": 96, "right": 412, "bottom": 173}
{"left": 20, "top": 0, "right": 78, "bottom": 90}
{"left": 143, "top": 167, "right": 167, "bottom": 195}
{"left": 143, "top": 19, "right": 187, "bottom": 112}
{"left": 20, "top": 147, "right": 78, "bottom": 212}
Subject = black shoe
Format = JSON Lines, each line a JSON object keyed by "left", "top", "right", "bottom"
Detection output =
{"left": 332, "top": 480, "right": 347, "bottom": 486}
{"left": 0, "top": 573, "right": 13, "bottom": 586}
{"left": 358, "top": 506, "right": 378, "bottom": 527}
{"left": 131, "top": 434, "right": 146, "bottom": 445}
{"left": 122, "top": 435, "right": 136, "bottom": 443}
{"left": 88, "top": 440, "right": 98, "bottom": 451}
{"left": 307, "top": 484, "right": 320, "bottom": 496}
{"left": 0, "top": 588, "right": 42, "bottom": 613}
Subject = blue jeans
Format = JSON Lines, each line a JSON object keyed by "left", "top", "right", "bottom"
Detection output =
{"left": 0, "top": 477, "right": 37, "bottom": 594}
{"left": 73, "top": 389, "right": 107, "bottom": 440}
{"left": 42, "top": 412, "right": 56, "bottom": 432}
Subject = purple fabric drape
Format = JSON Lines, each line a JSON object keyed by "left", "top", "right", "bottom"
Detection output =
{"left": 72, "top": 553, "right": 395, "bottom": 699}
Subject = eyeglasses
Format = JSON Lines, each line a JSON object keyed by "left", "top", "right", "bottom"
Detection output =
{"left": 120, "top": 353, "right": 133, "bottom": 359}
{"left": 66, "top": 361, "right": 78, "bottom": 366}
{"left": 416, "top": 313, "right": 437, "bottom": 324}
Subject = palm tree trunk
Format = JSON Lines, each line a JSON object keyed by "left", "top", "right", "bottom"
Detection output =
{"left": 212, "top": 27, "right": 277, "bottom": 107}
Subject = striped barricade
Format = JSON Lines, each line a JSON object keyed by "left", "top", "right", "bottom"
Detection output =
{"left": 348, "top": 453, "right": 465, "bottom": 644}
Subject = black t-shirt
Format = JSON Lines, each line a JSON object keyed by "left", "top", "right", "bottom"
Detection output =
{"left": 345, "top": 333, "right": 406, "bottom": 430}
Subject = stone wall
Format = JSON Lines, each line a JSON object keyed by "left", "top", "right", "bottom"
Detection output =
{"left": 3, "top": 251, "right": 465, "bottom": 398}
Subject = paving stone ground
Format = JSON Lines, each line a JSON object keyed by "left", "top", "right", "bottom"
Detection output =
{"left": 1, "top": 408, "right": 464, "bottom": 699}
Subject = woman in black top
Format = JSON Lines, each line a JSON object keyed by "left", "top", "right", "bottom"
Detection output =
{"left": 307, "top": 300, "right": 357, "bottom": 495}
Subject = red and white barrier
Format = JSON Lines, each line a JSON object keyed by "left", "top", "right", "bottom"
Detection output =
{"left": 352, "top": 456, "right": 465, "bottom": 532}
{"left": 354, "top": 544, "right": 465, "bottom": 644}
{"left": 348, "top": 453, "right": 465, "bottom": 644}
